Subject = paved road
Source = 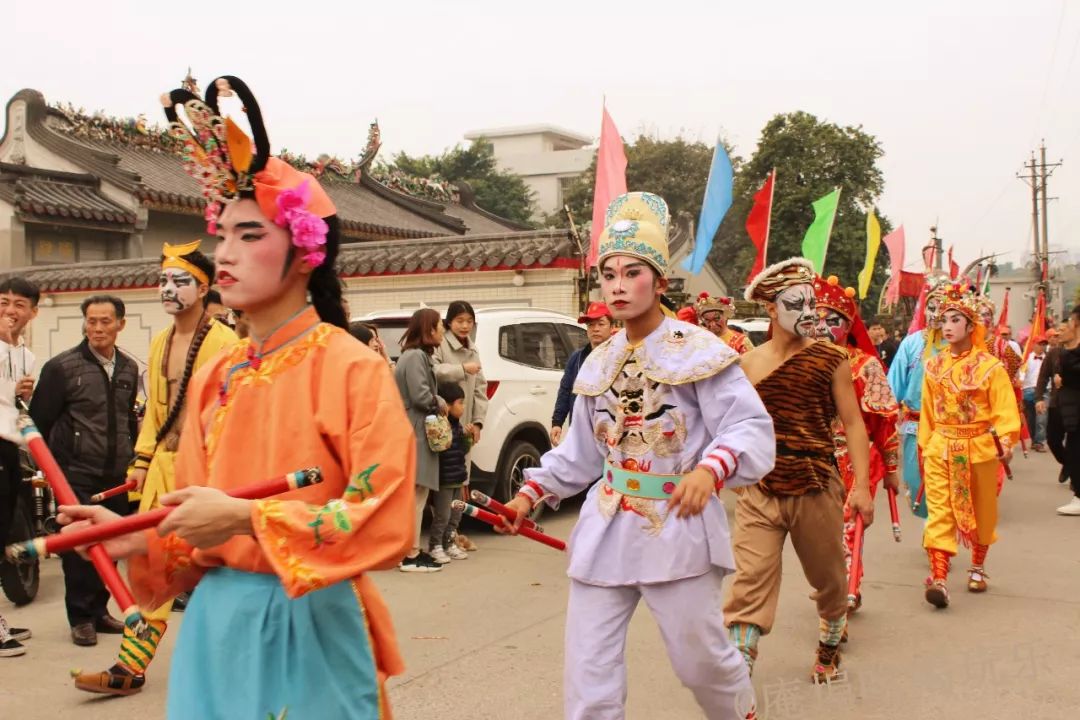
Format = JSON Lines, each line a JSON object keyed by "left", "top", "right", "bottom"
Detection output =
{"left": 2, "top": 451, "right": 1078, "bottom": 719}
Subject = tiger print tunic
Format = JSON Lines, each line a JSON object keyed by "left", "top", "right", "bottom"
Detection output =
{"left": 754, "top": 340, "right": 847, "bottom": 496}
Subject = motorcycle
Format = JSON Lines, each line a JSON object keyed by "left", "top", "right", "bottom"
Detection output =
{"left": 0, "top": 451, "right": 56, "bottom": 606}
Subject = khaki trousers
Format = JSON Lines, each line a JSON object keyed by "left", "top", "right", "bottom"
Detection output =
{"left": 723, "top": 480, "right": 848, "bottom": 634}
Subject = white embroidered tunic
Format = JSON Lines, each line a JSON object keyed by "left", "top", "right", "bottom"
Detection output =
{"left": 521, "top": 317, "right": 776, "bottom": 586}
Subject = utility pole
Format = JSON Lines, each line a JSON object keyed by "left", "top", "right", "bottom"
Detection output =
{"left": 1038, "top": 141, "right": 1062, "bottom": 268}
{"left": 1019, "top": 153, "right": 1042, "bottom": 276}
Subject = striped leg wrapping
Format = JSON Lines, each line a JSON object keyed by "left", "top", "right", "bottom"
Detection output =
{"left": 728, "top": 622, "right": 761, "bottom": 674}
{"left": 117, "top": 619, "right": 168, "bottom": 675}
{"left": 819, "top": 616, "right": 846, "bottom": 647}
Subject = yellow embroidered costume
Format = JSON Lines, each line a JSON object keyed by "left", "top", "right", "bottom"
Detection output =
{"left": 918, "top": 285, "right": 1019, "bottom": 605}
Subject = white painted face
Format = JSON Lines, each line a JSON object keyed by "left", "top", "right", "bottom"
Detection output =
{"left": 159, "top": 268, "right": 200, "bottom": 315}
{"left": 775, "top": 284, "right": 817, "bottom": 338}
{"left": 925, "top": 296, "right": 942, "bottom": 329}
{"left": 940, "top": 309, "right": 974, "bottom": 344}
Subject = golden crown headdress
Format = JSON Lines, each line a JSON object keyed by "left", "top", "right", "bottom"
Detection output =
{"left": 596, "top": 192, "right": 670, "bottom": 276}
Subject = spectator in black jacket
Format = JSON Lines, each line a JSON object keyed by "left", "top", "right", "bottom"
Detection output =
{"left": 1055, "top": 310, "right": 1080, "bottom": 516}
{"left": 551, "top": 302, "right": 614, "bottom": 445}
{"left": 29, "top": 295, "right": 139, "bottom": 647}
{"left": 428, "top": 383, "right": 472, "bottom": 564}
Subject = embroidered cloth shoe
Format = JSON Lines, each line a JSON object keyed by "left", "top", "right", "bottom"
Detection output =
{"left": 428, "top": 546, "right": 452, "bottom": 564}
{"left": 445, "top": 544, "right": 469, "bottom": 560}
{"left": 72, "top": 664, "right": 146, "bottom": 696}
{"left": 1056, "top": 496, "right": 1080, "bottom": 515}
{"left": 924, "top": 579, "right": 950, "bottom": 609}
{"left": 811, "top": 642, "right": 842, "bottom": 683}
{"left": 967, "top": 567, "right": 989, "bottom": 593}
{"left": 0, "top": 638, "right": 26, "bottom": 657}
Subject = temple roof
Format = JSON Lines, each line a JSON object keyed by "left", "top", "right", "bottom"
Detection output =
{"left": 1, "top": 89, "right": 530, "bottom": 240}
{"left": 0, "top": 163, "right": 137, "bottom": 229}
{"left": 1, "top": 228, "right": 578, "bottom": 292}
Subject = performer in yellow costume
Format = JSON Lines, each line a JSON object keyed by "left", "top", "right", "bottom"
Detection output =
{"left": 74, "top": 241, "right": 237, "bottom": 695}
{"left": 918, "top": 283, "right": 1019, "bottom": 609}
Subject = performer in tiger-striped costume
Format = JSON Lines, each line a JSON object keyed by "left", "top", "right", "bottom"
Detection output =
{"left": 813, "top": 275, "right": 900, "bottom": 615}
{"left": 725, "top": 258, "right": 874, "bottom": 684}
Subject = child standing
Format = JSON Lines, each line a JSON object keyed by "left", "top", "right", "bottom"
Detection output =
{"left": 429, "top": 383, "right": 472, "bottom": 563}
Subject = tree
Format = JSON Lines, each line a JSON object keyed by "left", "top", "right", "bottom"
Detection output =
{"left": 712, "top": 112, "right": 892, "bottom": 316}
{"left": 554, "top": 135, "right": 739, "bottom": 230}
{"left": 389, "top": 140, "right": 536, "bottom": 225}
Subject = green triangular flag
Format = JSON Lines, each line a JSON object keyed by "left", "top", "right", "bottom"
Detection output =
{"left": 801, "top": 188, "right": 842, "bottom": 274}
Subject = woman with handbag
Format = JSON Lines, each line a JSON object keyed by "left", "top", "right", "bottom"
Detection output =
{"left": 395, "top": 308, "right": 449, "bottom": 571}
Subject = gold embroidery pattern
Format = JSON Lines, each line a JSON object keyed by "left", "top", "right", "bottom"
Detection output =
{"left": 256, "top": 499, "right": 328, "bottom": 594}
{"left": 574, "top": 322, "right": 738, "bottom": 396}
{"left": 205, "top": 324, "right": 338, "bottom": 466}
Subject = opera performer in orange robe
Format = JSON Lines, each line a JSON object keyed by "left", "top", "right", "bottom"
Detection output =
{"left": 56, "top": 75, "right": 415, "bottom": 719}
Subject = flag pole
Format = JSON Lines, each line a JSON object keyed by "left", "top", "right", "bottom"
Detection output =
{"left": 764, "top": 168, "right": 776, "bottom": 268}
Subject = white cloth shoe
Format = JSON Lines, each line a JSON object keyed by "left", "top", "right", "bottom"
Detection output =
{"left": 1056, "top": 496, "right": 1080, "bottom": 516}
{"left": 445, "top": 544, "right": 469, "bottom": 560}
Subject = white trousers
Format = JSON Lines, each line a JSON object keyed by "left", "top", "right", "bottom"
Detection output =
{"left": 565, "top": 570, "right": 755, "bottom": 720}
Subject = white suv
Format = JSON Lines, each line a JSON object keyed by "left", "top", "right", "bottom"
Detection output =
{"left": 356, "top": 308, "right": 587, "bottom": 505}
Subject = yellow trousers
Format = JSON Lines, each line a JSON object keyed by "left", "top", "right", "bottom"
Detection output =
{"left": 137, "top": 449, "right": 177, "bottom": 622}
{"left": 922, "top": 456, "right": 999, "bottom": 556}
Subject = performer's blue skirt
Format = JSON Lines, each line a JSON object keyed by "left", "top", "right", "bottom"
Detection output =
{"left": 168, "top": 568, "right": 381, "bottom": 719}
{"left": 902, "top": 433, "right": 928, "bottom": 519}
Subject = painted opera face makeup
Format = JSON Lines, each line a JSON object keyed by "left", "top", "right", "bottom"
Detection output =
{"left": 816, "top": 307, "right": 851, "bottom": 345}
{"left": 701, "top": 310, "right": 726, "bottom": 335}
{"left": 159, "top": 269, "right": 201, "bottom": 316}
{"left": 925, "top": 296, "right": 942, "bottom": 328}
{"left": 774, "top": 284, "right": 817, "bottom": 338}
{"left": 979, "top": 306, "right": 995, "bottom": 330}
{"left": 600, "top": 256, "right": 661, "bottom": 322}
{"left": 940, "top": 309, "right": 973, "bottom": 345}
{"left": 214, "top": 199, "right": 301, "bottom": 312}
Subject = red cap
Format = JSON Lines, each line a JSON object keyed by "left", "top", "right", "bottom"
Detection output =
{"left": 578, "top": 302, "right": 612, "bottom": 323}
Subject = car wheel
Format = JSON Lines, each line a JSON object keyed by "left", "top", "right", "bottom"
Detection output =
{"left": 0, "top": 495, "right": 39, "bottom": 606}
{"left": 495, "top": 440, "right": 545, "bottom": 522}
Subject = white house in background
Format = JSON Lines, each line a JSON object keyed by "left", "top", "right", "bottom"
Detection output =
{"left": 464, "top": 125, "right": 593, "bottom": 218}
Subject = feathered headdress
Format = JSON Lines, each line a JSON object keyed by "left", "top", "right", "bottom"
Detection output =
{"left": 161, "top": 76, "right": 335, "bottom": 267}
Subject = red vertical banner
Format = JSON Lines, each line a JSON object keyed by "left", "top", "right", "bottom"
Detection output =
{"left": 744, "top": 169, "right": 776, "bottom": 283}
{"left": 588, "top": 105, "right": 628, "bottom": 269}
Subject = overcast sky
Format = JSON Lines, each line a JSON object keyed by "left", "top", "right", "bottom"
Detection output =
{"left": 7, "top": 0, "right": 1079, "bottom": 273}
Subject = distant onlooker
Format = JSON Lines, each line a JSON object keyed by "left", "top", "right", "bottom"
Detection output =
{"left": 394, "top": 308, "right": 447, "bottom": 572}
{"left": 870, "top": 323, "right": 899, "bottom": 370}
{"left": 1054, "top": 308, "right": 1080, "bottom": 516}
{"left": 428, "top": 382, "right": 473, "bottom": 564}
{"left": 204, "top": 289, "right": 232, "bottom": 329}
{"left": 29, "top": 295, "right": 139, "bottom": 646}
{"left": 348, "top": 322, "right": 392, "bottom": 366}
{"left": 551, "top": 302, "right": 613, "bottom": 445}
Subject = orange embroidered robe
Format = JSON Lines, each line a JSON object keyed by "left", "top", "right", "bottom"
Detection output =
{"left": 128, "top": 308, "right": 416, "bottom": 690}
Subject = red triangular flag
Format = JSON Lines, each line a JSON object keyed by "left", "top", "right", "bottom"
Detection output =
{"left": 948, "top": 246, "right": 959, "bottom": 279}
{"left": 745, "top": 169, "right": 775, "bottom": 283}
{"left": 997, "top": 289, "right": 1010, "bottom": 333}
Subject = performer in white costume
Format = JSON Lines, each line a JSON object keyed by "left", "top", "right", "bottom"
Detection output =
{"left": 500, "top": 192, "right": 775, "bottom": 720}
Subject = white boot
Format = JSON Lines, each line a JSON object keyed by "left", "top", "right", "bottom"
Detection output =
{"left": 1056, "top": 496, "right": 1080, "bottom": 516}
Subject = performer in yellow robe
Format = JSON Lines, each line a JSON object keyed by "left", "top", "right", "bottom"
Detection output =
{"left": 73, "top": 242, "right": 237, "bottom": 695}
{"left": 918, "top": 283, "right": 1020, "bottom": 609}
{"left": 59, "top": 75, "right": 415, "bottom": 719}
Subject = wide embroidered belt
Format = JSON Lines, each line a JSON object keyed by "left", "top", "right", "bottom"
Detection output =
{"left": 934, "top": 422, "right": 990, "bottom": 440}
{"left": 603, "top": 462, "right": 680, "bottom": 500}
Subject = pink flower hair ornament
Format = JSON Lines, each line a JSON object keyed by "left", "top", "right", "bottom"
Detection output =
{"left": 274, "top": 180, "right": 329, "bottom": 268}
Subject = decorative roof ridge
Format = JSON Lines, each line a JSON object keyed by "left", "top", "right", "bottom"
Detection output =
{"left": 0, "top": 161, "right": 100, "bottom": 186}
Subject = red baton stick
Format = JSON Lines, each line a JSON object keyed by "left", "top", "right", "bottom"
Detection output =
{"left": 453, "top": 500, "right": 566, "bottom": 552}
{"left": 470, "top": 489, "right": 543, "bottom": 533}
{"left": 16, "top": 414, "right": 148, "bottom": 637}
{"left": 887, "top": 486, "right": 901, "bottom": 542}
{"left": 7, "top": 468, "right": 323, "bottom": 562}
{"left": 90, "top": 478, "right": 138, "bottom": 503}
{"left": 989, "top": 428, "right": 1013, "bottom": 480}
{"left": 847, "top": 513, "right": 864, "bottom": 609}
